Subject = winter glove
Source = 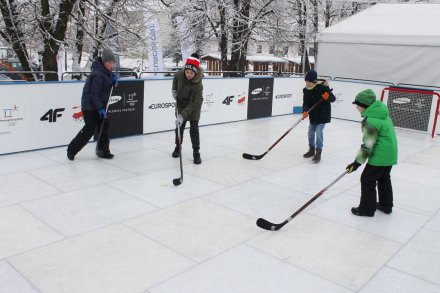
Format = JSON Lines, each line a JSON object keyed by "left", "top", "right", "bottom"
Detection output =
{"left": 302, "top": 111, "right": 309, "bottom": 119}
{"left": 98, "top": 107, "right": 108, "bottom": 120}
{"left": 175, "top": 114, "right": 184, "bottom": 126}
{"left": 111, "top": 75, "right": 118, "bottom": 87}
{"left": 322, "top": 92, "right": 330, "bottom": 100}
{"left": 346, "top": 161, "right": 361, "bottom": 173}
{"left": 172, "top": 90, "right": 177, "bottom": 100}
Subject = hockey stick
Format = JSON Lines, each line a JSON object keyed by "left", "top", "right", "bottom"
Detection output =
{"left": 173, "top": 111, "right": 184, "bottom": 186}
{"left": 243, "top": 98, "right": 324, "bottom": 160}
{"left": 256, "top": 170, "right": 348, "bottom": 231}
{"left": 96, "top": 86, "right": 114, "bottom": 155}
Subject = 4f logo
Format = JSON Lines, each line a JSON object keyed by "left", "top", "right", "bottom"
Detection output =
{"left": 41, "top": 108, "right": 65, "bottom": 122}
{"left": 222, "top": 96, "right": 234, "bottom": 105}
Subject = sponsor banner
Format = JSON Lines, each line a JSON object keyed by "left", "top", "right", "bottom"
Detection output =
{"left": 272, "top": 78, "right": 303, "bottom": 116}
{"left": 247, "top": 77, "right": 274, "bottom": 119}
{"left": 108, "top": 80, "right": 144, "bottom": 138}
{"left": 200, "top": 78, "right": 248, "bottom": 126}
{"left": 144, "top": 13, "right": 164, "bottom": 77}
{"left": 0, "top": 82, "right": 85, "bottom": 154}
{"left": 329, "top": 81, "right": 386, "bottom": 122}
{"left": 1, "top": 77, "right": 391, "bottom": 155}
{"left": 143, "top": 79, "right": 175, "bottom": 133}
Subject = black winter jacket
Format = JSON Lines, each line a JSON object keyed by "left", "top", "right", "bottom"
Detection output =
{"left": 81, "top": 58, "right": 115, "bottom": 111}
{"left": 302, "top": 83, "right": 336, "bottom": 124}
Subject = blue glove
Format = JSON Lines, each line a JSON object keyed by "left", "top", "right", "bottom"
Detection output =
{"left": 99, "top": 107, "right": 108, "bottom": 119}
{"left": 111, "top": 75, "right": 118, "bottom": 87}
{"left": 175, "top": 114, "right": 184, "bottom": 126}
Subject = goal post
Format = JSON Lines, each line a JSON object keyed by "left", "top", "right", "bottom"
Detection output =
{"left": 380, "top": 87, "right": 440, "bottom": 138}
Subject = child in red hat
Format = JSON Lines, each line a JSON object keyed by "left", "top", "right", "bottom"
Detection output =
{"left": 171, "top": 53, "right": 204, "bottom": 164}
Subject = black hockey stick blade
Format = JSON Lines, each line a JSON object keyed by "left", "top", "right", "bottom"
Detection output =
{"left": 256, "top": 218, "right": 287, "bottom": 231}
{"left": 242, "top": 152, "right": 267, "bottom": 160}
{"left": 256, "top": 171, "right": 348, "bottom": 231}
{"left": 172, "top": 178, "right": 182, "bottom": 186}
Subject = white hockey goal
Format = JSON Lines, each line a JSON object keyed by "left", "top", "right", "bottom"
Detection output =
{"left": 380, "top": 87, "right": 440, "bottom": 138}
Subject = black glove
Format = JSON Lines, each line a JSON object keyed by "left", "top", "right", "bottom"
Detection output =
{"left": 346, "top": 161, "right": 361, "bottom": 173}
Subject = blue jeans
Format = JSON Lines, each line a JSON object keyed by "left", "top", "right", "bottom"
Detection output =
{"left": 308, "top": 123, "right": 325, "bottom": 150}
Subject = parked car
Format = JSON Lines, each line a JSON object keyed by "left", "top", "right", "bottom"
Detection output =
{"left": 0, "top": 73, "right": 13, "bottom": 81}
{"left": 0, "top": 59, "right": 42, "bottom": 81}
{"left": 116, "top": 67, "right": 138, "bottom": 78}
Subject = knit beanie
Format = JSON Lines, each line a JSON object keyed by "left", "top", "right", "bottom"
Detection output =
{"left": 304, "top": 70, "right": 318, "bottom": 82}
{"left": 353, "top": 89, "right": 376, "bottom": 108}
{"left": 101, "top": 48, "right": 115, "bottom": 63}
{"left": 184, "top": 54, "right": 200, "bottom": 74}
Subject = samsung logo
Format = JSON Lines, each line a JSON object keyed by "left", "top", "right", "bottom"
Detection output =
{"left": 392, "top": 98, "right": 411, "bottom": 104}
{"left": 251, "top": 88, "right": 262, "bottom": 95}
{"left": 109, "top": 96, "right": 122, "bottom": 105}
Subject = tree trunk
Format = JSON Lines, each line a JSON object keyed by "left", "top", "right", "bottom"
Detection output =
{"left": 72, "top": 0, "right": 86, "bottom": 80}
{"left": 218, "top": 2, "right": 229, "bottom": 75}
{"left": 297, "top": 0, "right": 306, "bottom": 73}
{"left": 311, "top": 0, "right": 319, "bottom": 60}
{"left": 39, "top": 0, "right": 76, "bottom": 81}
{"left": 229, "top": 0, "right": 251, "bottom": 74}
{"left": 324, "top": 0, "right": 332, "bottom": 27}
{"left": 0, "top": 0, "right": 34, "bottom": 81}
{"left": 86, "top": 0, "right": 121, "bottom": 70}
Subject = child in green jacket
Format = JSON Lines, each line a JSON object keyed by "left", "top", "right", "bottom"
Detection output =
{"left": 346, "top": 89, "right": 398, "bottom": 217}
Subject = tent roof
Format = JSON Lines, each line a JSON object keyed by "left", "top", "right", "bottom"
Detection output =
{"left": 317, "top": 4, "right": 440, "bottom": 46}
{"left": 201, "top": 53, "right": 287, "bottom": 63}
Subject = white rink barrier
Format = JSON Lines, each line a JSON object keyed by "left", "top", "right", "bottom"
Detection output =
{"left": 0, "top": 77, "right": 388, "bottom": 155}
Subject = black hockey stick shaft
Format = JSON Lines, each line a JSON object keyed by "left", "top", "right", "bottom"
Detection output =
{"left": 243, "top": 98, "right": 324, "bottom": 160}
{"left": 177, "top": 121, "right": 183, "bottom": 179}
{"left": 256, "top": 170, "right": 348, "bottom": 231}
{"left": 97, "top": 86, "right": 114, "bottom": 145}
{"left": 173, "top": 108, "right": 184, "bottom": 185}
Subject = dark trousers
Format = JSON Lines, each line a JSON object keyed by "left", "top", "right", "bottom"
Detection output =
{"left": 67, "top": 110, "right": 110, "bottom": 155}
{"left": 359, "top": 164, "right": 393, "bottom": 213}
{"left": 175, "top": 120, "right": 200, "bottom": 151}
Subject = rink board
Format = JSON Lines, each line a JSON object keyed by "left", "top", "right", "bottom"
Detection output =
{"left": 1, "top": 78, "right": 388, "bottom": 154}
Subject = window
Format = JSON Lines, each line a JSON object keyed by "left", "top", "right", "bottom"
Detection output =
{"left": 269, "top": 45, "right": 275, "bottom": 54}
{"left": 257, "top": 45, "right": 262, "bottom": 54}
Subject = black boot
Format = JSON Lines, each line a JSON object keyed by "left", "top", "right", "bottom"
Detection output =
{"left": 96, "top": 150, "right": 114, "bottom": 159}
{"left": 172, "top": 146, "right": 180, "bottom": 158}
{"left": 376, "top": 203, "right": 392, "bottom": 214}
{"left": 67, "top": 151, "right": 75, "bottom": 161}
{"left": 312, "top": 149, "right": 322, "bottom": 163}
{"left": 351, "top": 207, "right": 374, "bottom": 217}
{"left": 303, "top": 147, "right": 315, "bottom": 158}
{"left": 193, "top": 151, "right": 202, "bottom": 165}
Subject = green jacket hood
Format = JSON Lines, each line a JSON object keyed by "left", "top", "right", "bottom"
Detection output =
{"left": 362, "top": 100, "right": 389, "bottom": 120}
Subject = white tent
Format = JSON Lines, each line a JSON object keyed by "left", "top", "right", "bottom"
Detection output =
{"left": 316, "top": 4, "right": 440, "bottom": 87}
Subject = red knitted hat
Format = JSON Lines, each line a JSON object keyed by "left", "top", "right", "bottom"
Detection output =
{"left": 184, "top": 56, "right": 200, "bottom": 74}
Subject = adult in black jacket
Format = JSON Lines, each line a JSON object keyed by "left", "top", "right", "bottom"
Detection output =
{"left": 302, "top": 70, "right": 336, "bottom": 163}
{"left": 67, "top": 48, "right": 117, "bottom": 160}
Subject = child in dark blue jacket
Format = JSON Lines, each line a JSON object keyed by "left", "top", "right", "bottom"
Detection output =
{"left": 302, "top": 70, "right": 336, "bottom": 163}
{"left": 67, "top": 48, "right": 117, "bottom": 160}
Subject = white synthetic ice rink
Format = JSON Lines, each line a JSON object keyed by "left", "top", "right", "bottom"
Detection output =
{"left": 1, "top": 115, "right": 440, "bottom": 293}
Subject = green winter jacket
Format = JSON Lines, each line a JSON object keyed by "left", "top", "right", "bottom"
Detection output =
{"left": 172, "top": 69, "right": 204, "bottom": 121}
{"left": 355, "top": 100, "right": 398, "bottom": 166}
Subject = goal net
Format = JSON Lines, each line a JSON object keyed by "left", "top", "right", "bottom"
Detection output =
{"left": 380, "top": 87, "right": 440, "bottom": 138}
